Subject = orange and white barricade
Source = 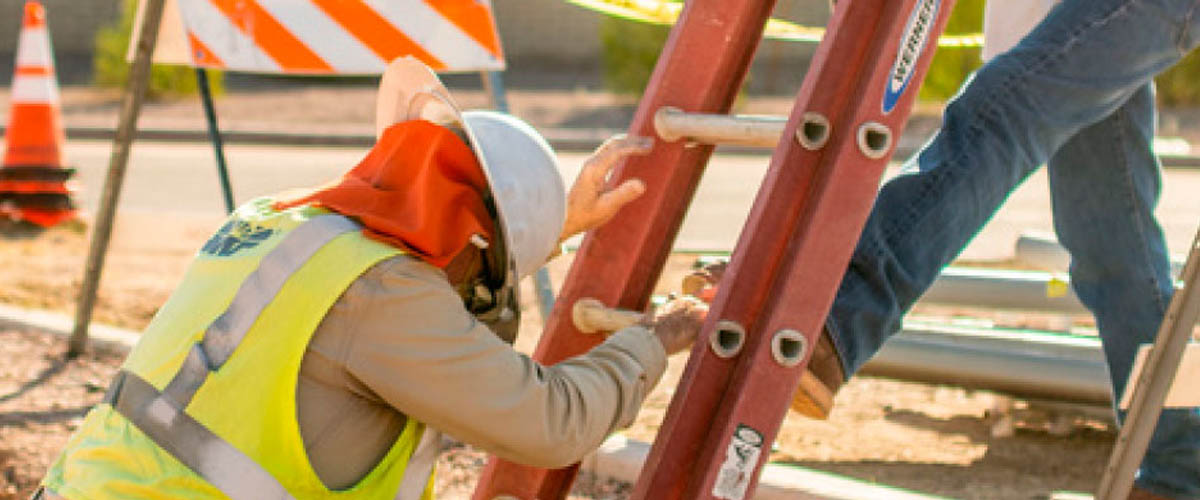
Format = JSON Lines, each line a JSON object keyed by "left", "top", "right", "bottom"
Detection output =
{"left": 1, "top": 0, "right": 76, "bottom": 228}
{"left": 139, "top": 0, "right": 506, "bottom": 75}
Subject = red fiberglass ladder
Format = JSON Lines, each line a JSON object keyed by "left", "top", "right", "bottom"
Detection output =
{"left": 473, "top": 0, "right": 955, "bottom": 498}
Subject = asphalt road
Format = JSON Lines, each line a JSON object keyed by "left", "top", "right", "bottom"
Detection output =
{"left": 54, "top": 140, "right": 1200, "bottom": 259}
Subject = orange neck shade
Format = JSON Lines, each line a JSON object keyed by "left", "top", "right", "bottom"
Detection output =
{"left": 274, "top": 120, "right": 493, "bottom": 268}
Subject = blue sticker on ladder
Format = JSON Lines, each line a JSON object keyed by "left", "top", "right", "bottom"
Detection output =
{"left": 883, "top": 0, "right": 941, "bottom": 114}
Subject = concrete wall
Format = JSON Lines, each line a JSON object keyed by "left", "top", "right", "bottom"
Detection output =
{"left": 0, "top": 0, "right": 832, "bottom": 92}
{"left": 0, "top": 0, "right": 121, "bottom": 54}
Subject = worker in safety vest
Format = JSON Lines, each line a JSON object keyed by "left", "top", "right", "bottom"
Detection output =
{"left": 35, "top": 57, "right": 705, "bottom": 500}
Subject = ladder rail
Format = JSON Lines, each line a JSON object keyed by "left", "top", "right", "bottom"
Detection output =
{"left": 470, "top": 0, "right": 776, "bottom": 497}
{"left": 635, "top": 1, "right": 957, "bottom": 498}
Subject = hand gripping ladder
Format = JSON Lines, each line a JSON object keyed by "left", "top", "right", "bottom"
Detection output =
{"left": 473, "top": 0, "right": 956, "bottom": 498}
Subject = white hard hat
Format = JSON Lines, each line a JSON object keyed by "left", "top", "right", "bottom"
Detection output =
{"left": 375, "top": 57, "right": 565, "bottom": 281}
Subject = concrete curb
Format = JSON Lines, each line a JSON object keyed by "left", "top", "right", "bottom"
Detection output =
{"left": 580, "top": 435, "right": 948, "bottom": 499}
{"left": 0, "top": 303, "right": 139, "bottom": 355}
{"left": 0, "top": 303, "right": 945, "bottom": 499}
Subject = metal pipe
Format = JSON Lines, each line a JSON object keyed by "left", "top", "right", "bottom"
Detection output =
{"left": 1016, "top": 232, "right": 1185, "bottom": 277}
{"left": 860, "top": 321, "right": 1111, "bottom": 405}
{"left": 921, "top": 267, "right": 1088, "bottom": 314}
{"left": 653, "top": 107, "right": 786, "bottom": 147}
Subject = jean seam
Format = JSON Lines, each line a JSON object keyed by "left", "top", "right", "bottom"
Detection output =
{"left": 1177, "top": 0, "right": 1200, "bottom": 52}
{"left": 1111, "top": 104, "right": 1171, "bottom": 314}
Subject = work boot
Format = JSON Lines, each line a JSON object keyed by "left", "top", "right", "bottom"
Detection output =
{"left": 790, "top": 328, "right": 844, "bottom": 419}
{"left": 1128, "top": 487, "right": 1174, "bottom": 500}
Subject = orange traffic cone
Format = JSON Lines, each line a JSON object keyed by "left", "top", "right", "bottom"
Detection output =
{"left": 0, "top": 0, "right": 75, "bottom": 228}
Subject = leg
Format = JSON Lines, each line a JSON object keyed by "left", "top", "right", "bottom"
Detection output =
{"left": 827, "top": 0, "right": 1200, "bottom": 373}
{"left": 1049, "top": 84, "right": 1200, "bottom": 498}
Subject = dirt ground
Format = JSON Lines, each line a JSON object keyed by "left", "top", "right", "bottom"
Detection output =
{"left": 0, "top": 215, "right": 1119, "bottom": 499}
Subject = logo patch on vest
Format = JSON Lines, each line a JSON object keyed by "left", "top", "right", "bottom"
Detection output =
{"left": 201, "top": 220, "right": 276, "bottom": 257}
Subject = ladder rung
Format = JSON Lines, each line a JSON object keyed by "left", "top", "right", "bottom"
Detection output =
{"left": 654, "top": 106, "right": 893, "bottom": 158}
{"left": 653, "top": 106, "right": 788, "bottom": 147}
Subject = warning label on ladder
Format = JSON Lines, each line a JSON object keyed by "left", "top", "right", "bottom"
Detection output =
{"left": 712, "top": 424, "right": 764, "bottom": 500}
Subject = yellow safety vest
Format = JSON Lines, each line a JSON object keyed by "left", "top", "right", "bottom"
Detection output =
{"left": 42, "top": 198, "right": 437, "bottom": 500}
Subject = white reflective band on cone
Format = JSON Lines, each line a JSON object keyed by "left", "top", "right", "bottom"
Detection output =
{"left": 12, "top": 75, "right": 57, "bottom": 103}
{"left": 16, "top": 28, "right": 52, "bottom": 68}
{"left": 365, "top": 0, "right": 500, "bottom": 69}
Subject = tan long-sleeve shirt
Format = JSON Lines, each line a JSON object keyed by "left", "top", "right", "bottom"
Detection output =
{"left": 296, "top": 254, "right": 667, "bottom": 489}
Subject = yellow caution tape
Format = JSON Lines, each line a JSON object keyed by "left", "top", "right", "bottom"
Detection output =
{"left": 567, "top": 0, "right": 985, "bottom": 47}
{"left": 1046, "top": 276, "right": 1070, "bottom": 298}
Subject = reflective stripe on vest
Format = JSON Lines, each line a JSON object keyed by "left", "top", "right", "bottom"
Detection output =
{"left": 102, "top": 213, "right": 439, "bottom": 499}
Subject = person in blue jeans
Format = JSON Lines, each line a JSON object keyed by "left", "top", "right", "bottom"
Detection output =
{"left": 783, "top": 0, "right": 1200, "bottom": 498}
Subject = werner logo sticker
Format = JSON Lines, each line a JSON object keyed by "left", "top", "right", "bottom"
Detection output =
{"left": 883, "top": 0, "right": 940, "bottom": 114}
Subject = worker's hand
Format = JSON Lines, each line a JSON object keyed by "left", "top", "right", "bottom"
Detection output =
{"left": 647, "top": 297, "right": 708, "bottom": 356}
{"left": 560, "top": 135, "right": 653, "bottom": 242}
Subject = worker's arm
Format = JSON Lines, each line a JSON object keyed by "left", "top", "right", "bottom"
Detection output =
{"left": 344, "top": 255, "right": 672, "bottom": 468}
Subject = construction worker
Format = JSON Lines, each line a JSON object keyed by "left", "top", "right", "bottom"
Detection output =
{"left": 35, "top": 57, "right": 706, "bottom": 500}
{"left": 747, "top": 0, "right": 1200, "bottom": 498}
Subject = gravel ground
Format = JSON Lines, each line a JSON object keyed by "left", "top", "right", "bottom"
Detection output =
{"left": 0, "top": 216, "right": 1125, "bottom": 499}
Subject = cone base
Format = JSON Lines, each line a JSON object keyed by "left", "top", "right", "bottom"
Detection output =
{"left": 0, "top": 192, "right": 74, "bottom": 210}
{"left": 0, "top": 206, "right": 76, "bottom": 228}
{"left": 0, "top": 165, "right": 76, "bottom": 182}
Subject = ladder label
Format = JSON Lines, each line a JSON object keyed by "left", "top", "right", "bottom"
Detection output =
{"left": 712, "top": 424, "right": 764, "bottom": 500}
{"left": 884, "top": 0, "right": 941, "bottom": 113}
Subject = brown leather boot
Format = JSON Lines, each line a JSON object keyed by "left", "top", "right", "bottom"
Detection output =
{"left": 790, "top": 328, "right": 844, "bottom": 419}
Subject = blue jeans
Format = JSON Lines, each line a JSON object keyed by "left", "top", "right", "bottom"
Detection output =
{"left": 826, "top": 0, "right": 1200, "bottom": 496}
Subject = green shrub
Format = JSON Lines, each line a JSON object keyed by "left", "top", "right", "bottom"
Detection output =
{"left": 93, "top": 0, "right": 223, "bottom": 98}
{"left": 918, "top": 0, "right": 985, "bottom": 101}
{"left": 597, "top": 1, "right": 1200, "bottom": 107}
{"left": 1155, "top": 49, "right": 1200, "bottom": 107}
{"left": 599, "top": 16, "right": 670, "bottom": 96}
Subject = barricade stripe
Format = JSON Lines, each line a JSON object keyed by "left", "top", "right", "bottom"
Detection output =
{"left": 178, "top": 0, "right": 281, "bottom": 72}
{"left": 367, "top": 0, "right": 500, "bottom": 71}
{"left": 187, "top": 32, "right": 225, "bottom": 68}
{"left": 209, "top": 0, "right": 332, "bottom": 72}
{"left": 255, "top": 0, "right": 382, "bottom": 74}
{"left": 421, "top": 0, "right": 503, "bottom": 59}
{"left": 12, "top": 75, "right": 56, "bottom": 103}
{"left": 311, "top": 0, "right": 446, "bottom": 71}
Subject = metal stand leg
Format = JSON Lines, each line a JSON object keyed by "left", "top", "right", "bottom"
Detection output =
{"left": 196, "top": 68, "right": 235, "bottom": 215}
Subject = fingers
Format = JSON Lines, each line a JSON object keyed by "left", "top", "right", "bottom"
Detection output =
{"left": 583, "top": 135, "right": 654, "bottom": 181}
{"left": 593, "top": 179, "right": 646, "bottom": 217}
